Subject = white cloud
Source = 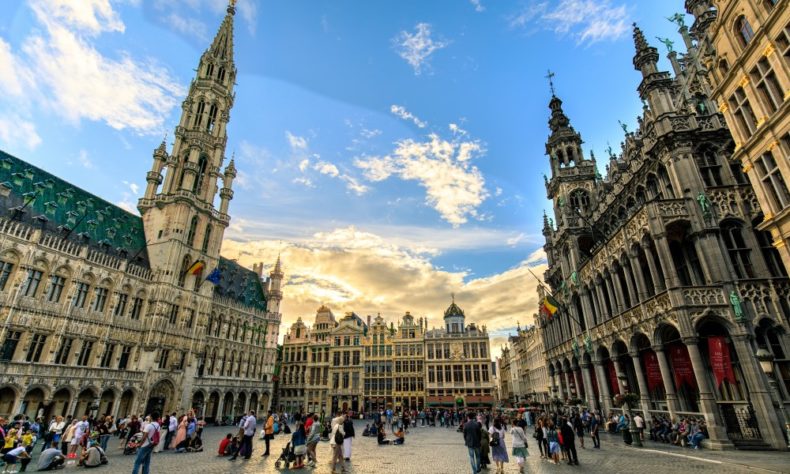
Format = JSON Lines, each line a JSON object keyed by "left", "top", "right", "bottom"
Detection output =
{"left": 221, "top": 228, "right": 547, "bottom": 356}
{"left": 0, "top": 0, "right": 183, "bottom": 136}
{"left": 298, "top": 159, "right": 310, "bottom": 172}
{"left": 77, "top": 150, "right": 94, "bottom": 169}
{"left": 392, "top": 23, "right": 449, "bottom": 75}
{"left": 470, "top": 0, "right": 485, "bottom": 12}
{"left": 123, "top": 180, "right": 140, "bottom": 195}
{"left": 166, "top": 13, "right": 209, "bottom": 41}
{"left": 286, "top": 131, "right": 309, "bottom": 152}
{"left": 355, "top": 128, "right": 488, "bottom": 226}
{"left": 314, "top": 161, "right": 340, "bottom": 178}
{"left": 390, "top": 105, "right": 427, "bottom": 128}
{"left": 0, "top": 116, "right": 42, "bottom": 151}
{"left": 508, "top": 0, "right": 629, "bottom": 44}
{"left": 155, "top": 0, "right": 257, "bottom": 36}
{"left": 506, "top": 232, "right": 526, "bottom": 247}
{"left": 340, "top": 175, "right": 369, "bottom": 196}
{"left": 292, "top": 177, "right": 315, "bottom": 188}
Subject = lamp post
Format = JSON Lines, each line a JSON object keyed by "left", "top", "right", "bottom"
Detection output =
{"left": 756, "top": 348, "right": 790, "bottom": 448}
{"left": 618, "top": 374, "right": 642, "bottom": 447}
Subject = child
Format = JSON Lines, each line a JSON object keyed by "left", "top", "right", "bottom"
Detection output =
{"left": 218, "top": 434, "right": 232, "bottom": 456}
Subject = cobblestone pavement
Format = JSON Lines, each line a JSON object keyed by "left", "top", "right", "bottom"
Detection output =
{"left": 27, "top": 421, "right": 787, "bottom": 473}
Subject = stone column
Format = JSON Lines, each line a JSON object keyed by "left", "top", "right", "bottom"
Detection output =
{"left": 683, "top": 336, "right": 732, "bottom": 449}
{"left": 641, "top": 241, "right": 664, "bottom": 292}
{"left": 593, "top": 360, "right": 612, "bottom": 414}
{"left": 66, "top": 397, "right": 79, "bottom": 418}
{"left": 216, "top": 396, "right": 225, "bottom": 422}
{"left": 610, "top": 271, "right": 627, "bottom": 314}
{"left": 731, "top": 334, "right": 787, "bottom": 450}
{"left": 630, "top": 351, "right": 652, "bottom": 417}
{"left": 589, "top": 286, "right": 602, "bottom": 325}
{"left": 603, "top": 277, "right": 617, "bottom": 317}
{"left": 594, "top": 280, "right": 608, "bottom": 321}
{"left": 243, "top": 394, "right": 251, "bottom": 414}
{"left": 572, "top": 365, "right": 584, "bottom": 399}
{"left": 695, "top": 233, "right": 731, "bottom": 282}
{"left": 653, "top": 345, "right": 679, "bottom": 421}
{"left": 628, "top": 250, "right": 649, "bottom": 301}
{"left": 653, "top": 235, "right": 677, "bottom": 289}
{"left": 110, "top": 396, "right": 121, "bottom": 419}
{"left": 581, "top": 361, "right": 596, "bottom": 409}
{"left": 621, "top": 264, "right": 638, "bottom": 308}
{"left": 563, "top": 370, "right": 572, "bottom": 400}
{"left": 580, "top": 289, "right": 595, "bottom": 329}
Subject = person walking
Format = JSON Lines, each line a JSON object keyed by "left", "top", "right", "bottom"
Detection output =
{"left": 261, "top": 410, "right": 274, "bottom": 457}
{"left": 534, "top": 418, "right": 545, "bottom": 459}
{"left": 546, "top": 420, "right": 560, "bottom": 465}
{"left": 510, "top": 418, "right": 529, "bottom": 474}
{"left": 131, "top": 411, "right": 159, "bottom": 474}
{"left": 462, "top": 412, "right": 481, "bottom": 474}
{"left": 329, "top": 412, "right": 346, "bottom": 474}
{"left": 560, "top": 416, "right": 579, "bottom": 466}
{"left": 342, "top": 411, "right": 355, "bottom": 461}
{"left": 488, "top": 418, "right": 509, "bottom": 474}
{"left": 574, "top": 414, "right": 585, "bottom": 449}
{"left": 305, "top": 414, "right": 320, "bottom": 467}
{"left": 165, "top": 413, "right": 177, "bottom": 451}
{"left": 590, "top": 413, "right": 600, "bottom": 449}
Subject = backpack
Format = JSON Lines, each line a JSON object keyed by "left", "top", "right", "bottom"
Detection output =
{"left": 490, "top": 430, "right": 500, "bottom": 447}
{"left": 150, "top": 423, "right": 161, "bottom": 446}
{"left": 333, "top": 426, "right": 344, "bottom": 445}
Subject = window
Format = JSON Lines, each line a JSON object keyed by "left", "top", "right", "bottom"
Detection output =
{"left": 130, "top": 297, "right": 143, "bottom": 320}
{"left": 342, "top": 351, "right": 350, "bottom": 365}
{"left": 185, "top": 309, "right": 195, "bottom": 328}
{"left": 25, "top": 334, "right": 46, "bottom": 362}
{"left": 114, "top": 293, "right": 128, "bottom": 316}
{"left": 46, "top": 275, "right": 65, "bottom": 302}
{"left": 755, "top": 151, "right": 790, "bottom": 211}
{"left": 99, "top": 343, "right": 115, "bottom": 368}
{"left": 158, "top": 349, "right": 170, "bottom": 369}
{"left": 168, "top": 304, "right": 179, "bottom": 324}
{"left": 1, "top": 331, "right": 21, "bottom": 361}
{"left": 73, "top": 282, "right": 89, "bottom": 308}
{"left": 0, "top": 261, "right": 13, "bottom": 291}
{"left": 722, "top": 222, "right": 755, "bottom": 278}
{"left": 194, "top": 100, "right": 206, "bottom": 128}
{"left": 76, "top": 340, "right": 94, "bottom": 366}
{"left": 118, "top": 345, "right": 132, "bottom": 369}
{"left": 735, "top": 16, "right": 754, "bottom": 47}
{"left": 695, "top": 147, "right": 723, "bottom": 186}
{"left": 481, "top": 363, "right": 490, "bottom": 382}
{"left": 205, "top": 63, "right": 214, "bottom": 78}
{"left": 54, "top": 337, "right": 73, "bottom": 365}
{"left": 569, "top": 189, "right": 591, "bottom": 214}
{"left": 751, "top": 57, "right": 784, "bottom": 113}
{"left": 23, "top": 269, "right": 43, "bottom": 297}
{"left": 453, "top": 365, "right": 463, "bottom": 383}
{"left": 187, "top": 216, "right": 198, "bottom": 246}
{"left": 729, "top": 87, "right": 758, "bottom": 137}
{"left": 776, "top": 27, "right": 790, "bottom": 66}
{"left": 194, "top": 156, "right": 208, "bottom": 194}
{"left": 202, "top": 225, "right": 212, "bottom": 253}
{"left": 730, "top": 163, "right": 749, "bottom": 185}
{"left": 333, "top": 352, "right": 340, "bottom": 365}
{"left": 93, "top": 287, "right": 108, "bottom": 312}
{"left": 756, "top": 229, "right": 787, "bottom": 277}
{"left": 206, "top": 105, "right": 218, "bottom": 132}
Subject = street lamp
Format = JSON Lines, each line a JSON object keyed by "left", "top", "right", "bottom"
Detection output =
{"left": 618, "top": 374, "right": 642, "bottom": 448}
{"left": 755, "top": 347, "right": 790, "bottom": 448}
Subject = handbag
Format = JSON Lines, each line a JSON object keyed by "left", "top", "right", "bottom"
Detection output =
{"left": 294, "top": 444, "right": 306, "bottom": 456}
{"left": 490, "top": 431, "right": 500, "bottom": 447}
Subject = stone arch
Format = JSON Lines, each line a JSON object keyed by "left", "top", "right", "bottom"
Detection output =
{"left": 249, "top": 392, "right": 259, "bottom": 413}
{"left": 259, "top": 392, "right": 270, "bottom": 413}
{"left": 222, "top": 392, "right": 234, "bottom": 420}
{"left": 98, "top": 388, "right": 117, "bottom": 417}
{"left": 0, "top": 385, "right": 18, "bottom": 418}
{"left": 145, "top": 378, "right": 176, "bottom": 416}
{"left": 236, "top": 391, "right": 247, "bottom": 416}
{"left": 21, "top": 386, "right": 49, "bottom": 420}
{"left": 75, "top": 386, "right": 99, "bottom": 417}
{"left": 118, "top": 389, "right": 135, "bottom": 418}
{"left": 630, "top": 331, "right": 652, "bottom": 353}
{"left": 206, "top": 391, "right": 221, "bottom": 422}
{"left": 191, "top": 390, "right": 206, "bottom": 418}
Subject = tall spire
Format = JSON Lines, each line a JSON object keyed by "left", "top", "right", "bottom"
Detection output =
{"left": 632, "top": 22, "right": 659, "bottom": 73}
{"left": 209, "top": 1, "right": 236, "bottom": 62}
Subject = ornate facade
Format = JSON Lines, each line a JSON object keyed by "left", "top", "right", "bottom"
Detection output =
{"left": 690, "top": 0, "right": 790, "bottom": 272}
{"left": 392, "top": 312, "right": 426, "bottom": 410}
{"left": 0, "top": 4, "right": 281, "bottom": 423}
{"left": 539, "top": 21, "right": 789, "bottom": 450}
{"left": 363, "top": 314, "right": 393, "bottom": 413}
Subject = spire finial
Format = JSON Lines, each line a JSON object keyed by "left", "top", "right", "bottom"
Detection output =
{"left": 545, "top": 69, "right": 556, "bottom": 96}
{"left": 227, "top": 0, "right": 237, "bottom": 15}
{"left": 632, "top": 22, "right": 649, "bottom": 52}
{"left": 451, "top": 292, "right": 455, "bottom": 304}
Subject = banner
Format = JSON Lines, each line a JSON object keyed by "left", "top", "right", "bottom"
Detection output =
{"left": 606, "top": 359, "right": 620, "bottom": 395}
{"left": 708, "top": 336, "right": 737, "bottom": 387}
{"left": 668, "top": 343, "right": 696, "bottom": 389}
{"left": 643, "top": 350, "right": 663, "bottom": 392}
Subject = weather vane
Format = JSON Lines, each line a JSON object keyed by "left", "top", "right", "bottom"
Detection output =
{"left": 545, "top": 69, "right": 556, "bottom": 96}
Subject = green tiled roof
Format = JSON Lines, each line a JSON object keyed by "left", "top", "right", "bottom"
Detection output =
{"left": 215, "top": 257, "right": 268, "bottom": 311}
{"left": 0, "top": 149, "right": 148, "bottom": 260}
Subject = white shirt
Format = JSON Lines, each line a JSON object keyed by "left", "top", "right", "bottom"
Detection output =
{"left": 634, "top": 415, "right": 644, "bottom": 428}
{"left": 243, "top": 416, "right": 256, "bottom": 436}
{"left": 169, "top": 417, "right": 177, "bottom": 432}
{"left": 7, "top": 446, "right": 26, "bottom": 457}
{"left": 141, "top": 422, "right": 159, "bottom": 448}
{"left": 74, "top": 420, "right": 89, "bottom": 439}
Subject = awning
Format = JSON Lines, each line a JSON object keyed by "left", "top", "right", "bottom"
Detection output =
{"left": 465, "top": 395, "right": 494, "bottom": 406}
{"left": 426, "top": 396, "right": 455, "bottom": 407}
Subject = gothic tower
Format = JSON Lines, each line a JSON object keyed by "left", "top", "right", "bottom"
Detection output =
{"left": 139, "top": 2, "right": 238, "bottom": 293}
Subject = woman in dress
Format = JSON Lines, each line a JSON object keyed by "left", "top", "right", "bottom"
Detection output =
{"left": 170, "top": 415, "right": 187, "bottom": 450}
{"left": 488, "top": 417, "right": 509, "bottom": 474}
{"left": 546, "top": 419, "right": 560, "bottom": 465}
{"left": 510, "top": 418, "right": 529, "bottom": 474}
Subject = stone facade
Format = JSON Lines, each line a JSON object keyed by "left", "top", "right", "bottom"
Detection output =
{"left": 496, "top": 319, "right": 549, "bottom": 407}
{"left": 689, "top": 0, "right": 790, "bottom": 273}
{"left": 0, "top": 4, "right": 281, "bottom": 423}
{"left": 277, "top": 300, "right": 495, "bottom": 415}
{"left": 538, "top": 21, "right": 790, "bottom": 450}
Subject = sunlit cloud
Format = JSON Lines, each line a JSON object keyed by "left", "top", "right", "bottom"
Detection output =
{"left": 392, "top": 22, "right": 450, "bottom": 75}
{"left": 508, "top": 0, "right": 630, "bottom": 44}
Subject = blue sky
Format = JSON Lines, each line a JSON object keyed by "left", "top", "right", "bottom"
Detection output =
{"left": 0, "top": 0, "right": 692, "bottom": 351}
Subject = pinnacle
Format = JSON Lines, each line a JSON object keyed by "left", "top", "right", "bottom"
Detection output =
{"left": 633, "top": 22, "right": 650, "bottom": 53}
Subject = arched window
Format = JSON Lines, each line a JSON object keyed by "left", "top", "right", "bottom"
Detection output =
{"left": 202, "top": 225, "right": 212, "bottom": 253}
{"left": 646, "top": 174, "right": 659, "bottom": 199}
{"left": 695, "top": 146, "right": 723, "bottom": 187}
{"left": 755, "top": 227, "right": 787, "bottom": 277}
{"left": 206, "top": 104, "right": 218, "bottom": 132}
{"left": 193, "top": 155, "right": 208, "bottom": 194}
{"left": 187, "top": 216, "right": 198, "bottom": 246}
{"left": 205, "top": 63, "right": 214, "bottom": 79}
{"left": 721, "top": 221, "right": 755, "bottom": 278}
{"left": 657, "top": 164, "right": 675, "bottom": 198}
{"left": 194, "top": 100, "right": 206, "bottom": 128}
{"left": 735, "top": 16, "right": 755, "bottom": 47}
{"left": 218, "top": 67, "right": 226, "bottom": 83}
{"left": 178, "top": 255, "right": 190, "bottom": 287}
{"left": 215, "top": 316, "right": 222, "bottom": 337}
{"left": 569, "top": 189, "right": 590, "bottom": 214}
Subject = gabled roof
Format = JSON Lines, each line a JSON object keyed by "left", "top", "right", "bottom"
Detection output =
{"left": 0, "top": 149, "right": 149, "bottom": 264}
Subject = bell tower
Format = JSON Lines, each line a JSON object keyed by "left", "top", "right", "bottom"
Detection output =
{"left": 139, "top": 1, "right": 238, "bottom": 291}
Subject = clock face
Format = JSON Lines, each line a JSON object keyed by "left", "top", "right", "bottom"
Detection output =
{"left": 451, "top": 342, "right": 463, "bottom": 359}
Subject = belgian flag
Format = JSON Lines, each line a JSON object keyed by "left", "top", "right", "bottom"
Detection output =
{"left": 541, "top": 295, "right": 559, "bottom": 320}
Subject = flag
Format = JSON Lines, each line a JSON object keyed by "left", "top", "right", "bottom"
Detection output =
{"left": 186, "top": 260, "right": 205, "bottom": 275}
{"left": 205, "top": 268, "right": 221, "bottom": 285}
{"left": 541, "top": 295, "right": 559, "bottom": 320}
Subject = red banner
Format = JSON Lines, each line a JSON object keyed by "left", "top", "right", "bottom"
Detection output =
{"left": 708, "top": 336, "right": 737, "bottom": 387}
{"left": 668, "top": 343, "right": 696, "bottom": 389}
{"left": 643, "top": 350, "right": 663, "bottom": 392}
{"left": 606, "top": 359, "right": 620, "bottom": 395}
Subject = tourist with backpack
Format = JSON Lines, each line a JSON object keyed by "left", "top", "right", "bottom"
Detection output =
{"left": 131, "top": 411, "right": 159, "bottom": 474}
{"left": 329, "top": 412, "right": 345, "bottom": 474}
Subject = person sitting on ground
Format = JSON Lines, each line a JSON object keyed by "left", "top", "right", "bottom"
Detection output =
{"left": 79, "top": 441, "right": 107, "bottom": 468}
{"left": 376, "top": 423, "right": 390, "bottom": 445}
{"left": 38, "top": 441, "right": 65, "bottom": 471}
{"left": 218, "top": 434, "right": 232, "bottom": 456}
{"left": 393, "top": 426, "right": 405, "bottom": 445}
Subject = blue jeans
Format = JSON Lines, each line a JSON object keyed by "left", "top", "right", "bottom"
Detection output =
{"left": 100, "top": 434, "right": 110, "bottom": 451}
{"left": 467, "top": 447, "right": 480, "bottom": 474}
{"left": 689, "top": 433, "right": 704, "bottom": 448}
{"left": 132, "top": 444, "right": 154, "bottom": 474}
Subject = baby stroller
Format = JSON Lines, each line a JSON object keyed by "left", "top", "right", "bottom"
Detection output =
{"left": 274, "top": 441, "right": 296, "bottom": 470}
{"left": 123, "top": 432, "right": 143, "bottom": 455}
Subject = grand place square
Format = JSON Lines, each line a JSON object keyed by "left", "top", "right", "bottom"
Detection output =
{"left": 0, "top": 0, "right": 788, "bottom": 473}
